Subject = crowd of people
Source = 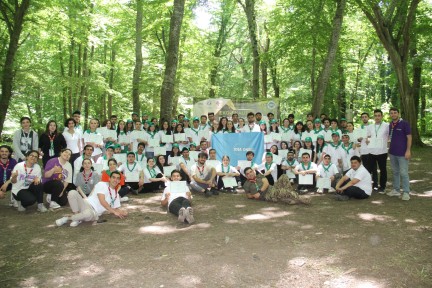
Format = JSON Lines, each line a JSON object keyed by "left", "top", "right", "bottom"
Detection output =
{"left": 0, "top": 107, "right": 412, "bottom": 226}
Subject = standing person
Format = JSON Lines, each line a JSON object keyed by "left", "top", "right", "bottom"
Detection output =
{"left": 386, "top": 107, "right": 412, "bottom": 200}
{"left": 130, "top": 121, "right": 146, "bottom": 152}
{"left": 0, "top": 145, "right": 17, "bottom": 205}
{"left": 82, "top": 119, "right": 104, "bottom": 162}
{"left": 10, "top": 150, "right": 46, "bottom": 212}
{"left": 357, "top": 112, "right": 371, "bottom": 172}
{"left": 72, "top": 110, "right": 83, "bottom": 135}
{"left": 63, "top": 118, "right": 82, "bottom": 168}
{"left": 101, "top": 119, "right": 117, "bottom": 149}
{"left": 241, "top": 112, "right": 260, "bottom": 132}
{"left": 39, "top": 120, "right": 67, "bottom": 167}
{"left": 292, "top": 121, "right": 305, "bottom": 143}
{"left": 145, "top": 123, "right": 159, "bottom": 159}
{"left": 116, "top": 120, "right": 130, "bottom": 153}
{"left": 340, "top": 134, "right": 360, "bottom": 174}
{"left": 161, "top": 170, "right": 194, "bottom": 224}
{"left": 56, "top": 171, "right": 128, "bottom": 227}
{"left": 315, "top": 135, "right": 327, "bottom": 165}
{"left": 110, "top": 115, "right": 118, "bottom": 130}
{"left": 367, "top": 109, "right": 389, "bottom": 193}
{"left": 42, "top": 149, "right": 74, "bottom": 209}
{"left": 231, "top": 113, "right": 239, "bottom": 128}
{"left": 324, "top": 132, "right": 344, "bottom": 173}
{"left": 279, "top": 118, "right": 293, "bottom": 145}
{"left": 334, "top": 156, "right": 372, "bottom": 201}
{"left": 236, "top": 118, "right": 245, "bottom": 133}
{"left": 159, "top": 120, "right": 173, "bottom": 160}
{"left": 12, "top": 117, "right": 39, "bottom": 162}
{"left": 73, "top": 158, "right": 101, "bottom": 197}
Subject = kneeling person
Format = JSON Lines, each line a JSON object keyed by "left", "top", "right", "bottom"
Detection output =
{"left": 334, "top": 156, "right": 372, "bottom": 200}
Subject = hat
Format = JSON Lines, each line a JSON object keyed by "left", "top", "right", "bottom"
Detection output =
{"left": 183, "top": 117, "right": 190, "bottom": 121}
{"left": 131, "top": 112, "right": 138, "bottom": 116}
{"left": 259, "top": 120, "right": 266, "bottom": 125}
{"left": 317, "top": 135, "right": 324, "bottom": 140}
{"left": 192, "top": 117, "right": 199, "bottom": 122}
{"left": 171, "top": 119, "right": 178, "bottom": 123}
{"left": 305, "top": 137, "right": 312, "bottom": 142}
{"left": 331, "top": 132, "right": 340, "bottom": 137}
{"left": 181, "top": 147, "right": 189, "bottom": 152}
{"left": 172, "top": 143, "right": 179, "bottom": 148}
{"left": 106, "top": 145, "right": 115, "bottom": 150}
{"left": 270, "top": 119, "right": 277, "bottom": 124}
{"left": 342, "top": 133, "right": 350, "bottom": 138}
{"left": 126, "top": 119, "right": 133, "bottom": 123}
{"left": 265, "top": 152, "right": 273, "bottom": 157}
{"left": 148, "top": 122, "right": 154, "bottom": 127}
{"left": 114, "top": 144, "right": 121, "bottom": 149}
{"left": 314, "top": 119, "right": 321, "bottom": 124}
{"left": 340, "top": 118, "right": 347, "bottom": 121}
{"left": 190, "top": 142, "right": 196, "bottom": 147}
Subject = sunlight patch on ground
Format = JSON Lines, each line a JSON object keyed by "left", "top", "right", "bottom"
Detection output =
{"left": 404, "top": 218, "right": 417, "bottom": 223}
{"left": 300, "top": 224, "right": 314, "bottom": 229}
{"left": 235, "top": 204, "right": 246, "bottom": 208}
{"left": 370, "top": 200, "right": 384, "bottom": 205}
{"left": 225, "top": 219, "right": 240, "bottom": 224}
{"left": 79, "top": 264, "right": 105, "bottom": 276}
{"left": 416, "top": 190, "right": 432, "bottom": 198}
{"left": 197, "top": 204, "right": 217, "bottom": 212}
{"left": 19, "top": 276, "right": 39, "bottom": 287}
{"left": 139, "top": 222, "right": 211, "bottom": 235}
{"left": 176, "top": 275, "right": 202, "bottom": 286}
{"left": 357, "top": 213, "right": 395, "bottom": 222}
{"left": 242, "top": 210, "right": 292, "bottom": 221}
{"left": 108, "top": 268, "right": 135, "bottom": 284}
{"left": 409, "top": 179, "right": 424, "bottom": 183}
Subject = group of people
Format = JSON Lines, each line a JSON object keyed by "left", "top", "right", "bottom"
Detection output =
{"left": 0, "top": 107, "right": 412, "bottom": 226}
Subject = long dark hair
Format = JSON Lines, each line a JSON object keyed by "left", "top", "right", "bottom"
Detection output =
{"left": 117, "top": 120, "right": 127, "bottom": 137}
{"left": 45, "top": 120, "right": 58, "bottom": 135}
{"left": 161, "top": 120, "right": 172, "bottom": 135}
{"left": 155, "top": 154, "right": 167, "bottom": 172}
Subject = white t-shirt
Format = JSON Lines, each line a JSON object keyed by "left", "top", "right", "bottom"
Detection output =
{"left": 161, "top": 185, "right": 190, "bottom": 207}
{"left": 158, "top": 130, "right": 172, "bottom": 152}
{"left": 295, "top": 162, "right": 318, "bottom": 173}
{"left": 143, "top": 166, "right": 162, "bottom": 184}
{"left": 241, "top": 124, "right": 260, "bottom": 133}
{"left": 119, "top": 161, "right": 143, "bottom": 182}
{"left": 82, "top": 130, "right": 103, "bottom": 156}
{"left": 62, "top": 130, "right": 82, "bottom": 154}
{"left": 358, "top": 125, "right": 369, "bottom": 155}
{"left": 323, "top": 143, "right": 344, "bottom": 167}
{"left": 178, "top": 156, "right": 195, "bottom": 173}
{"left": 87, "top": 182, "right": 121, "bottom": 216}
{"left": 345, "top": 165, "right": 372, "bottom": 195}
{"left": 11, "top": 162, "right": 42, "bottom": 195}
{"left": 187, "top": 127, "right": 201, "bottom": 145}
{"left": 190, "top": 163, "right": 214, "bottom": 183}
{"left": 367, "top": 122, "right": 389, "bottom": 155}
{"left": 257, "top": 162, "right": 278, "bottom": 183}
{"left": 340, "top": 144, "right": 360, "bottom": 171}
{"left": 317, "top": 163, "right": 339, "bottom": 178}
{"left": 281, "top": 159, "right": 299, "bottom": 176}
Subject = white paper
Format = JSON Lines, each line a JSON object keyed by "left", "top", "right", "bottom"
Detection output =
{"left": 368, "top": 138, "right": 384, "bottom": 149}
{"left": 170, "top": 156, "right": 181, "bottom": 165}
{"left": 222, "top": 176, "right": 238, "bottom": 188}
{"left": 125, "top": 171, "right": 140, "bottom": 182}
{"left": 206, "top": 160, "right": 220, "bottom": 169}
{"left": 189, "top": 151, "right": 199, "bottom": 161}
{"left": 169, "top": 181, "right": 188, "bottom": 194}
{"left": 299, "top": 148, "right": 312, "bottom": 158}
{"left": 89, "top": 134, "right": 103, "bottom": 144}
{"left": 93, "top": 163, "right": 103, "bottom": 174}
{"left": 148, "top": 138, "right": 160, "bottom": 147}
{"left": 113, "top": 153, "right": 126, "bottom": 164}
{"left": 272, "top": 154, "right": 282, "bottom": 165}
{"left": 154, "top": 147, "right": 166, "bottom": 156}
{"left": 324, "top": 133, "right": 332, "bottom": 142}
{"left": 286, "top": 170, "right": 296, "bottom": 179}
{"left": 353, "top": 129, "right": 367, "bottom": 140}
{"left": 103, "top": 129, "right": 117, "bottom": 140}
{"left": 134, "top": 131, "right": 147, "bottom": 142}
{"left": 279, "top": 149, "right": 289, "bottom": 158}
{"left": 271, "top": 133, "right": 281, "bottom": 141}
{"left": 118, "top": 134, "right": 130, "bottom": 145}
{"left": 163, "top": 165, "right": 176, "bottom": 177}
{"left": 298, "top": 174, "right": 313, "bottom": 185}
{"left": 316, "top": 177, "right": 331, "bottom": 189}
{"left": 281, "top": 133, "right": 291, "bottom": 142}
{"left": 198, "top": 130, "right": 209, "bottom": 140}
{"left": 264, "top": 135, "right": 273, "bottom": 143}
{"left": 174, "top": 133, "right": 186, "bottom": 142}
{"left": 162, "top": 134, "right": 174, "bottom": 143}
{"left": 237, "top": 160, "right": 252, "bottom": 171}
{"left": 310, "top": 134, "right": 318, "bottom": 142}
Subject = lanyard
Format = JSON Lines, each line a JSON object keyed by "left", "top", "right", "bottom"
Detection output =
{"left": 0, "top": 160, "right": 9, "bottom": 183}
{"left": 147, "top": 166, "right": 157, "bottom": 178}
{"left": 82, "top": 171, "right": 92, "bottom": 194}
{"left": 197, "top": 164, "right": 205, "bottom": 176}
{"left": 108, "top": 186, "right": 118, "bottom": 207}
{"left": 127, "top": 162, "right": 137, "bottom": 172}
{"left": 374, "top": 122, "right": 382, "bottom": 137}
{"left": 221, "top": 164, "right": 230, "bottom": 173}
{"left": 24, "top": 163, "right": 34, "bottom": 184}
{"left": 248, "top": 125, "right": 254, "bottom": 132}
{"left": 389, "top": 119, "right": 400, "bottom": 142}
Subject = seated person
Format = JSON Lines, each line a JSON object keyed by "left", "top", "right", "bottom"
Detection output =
{"left": 316, "top": 154, "right": 339, "bottom": 193}
{"left": 258, "top": 152, "right": 278, "bottom": 185}
{"left": 334, "top": 156, "right": 372, "bottom": 201}
{"left": 73, "top": 145, "right": 95, "bottom": 184}
{"left": 281, "top": 150, "right": 298, "bottom": 184}
{"left": 142, "top": 157, "right": 167, "bottom": 192}
{"left": 10, "top": 150, "right": 46, "bottom": 212}
{"left": 118, "top": 152, "right": 144, "bottom": 193}
{"left": 73, "top": 158, "right": 101, "bottom": 197}
{"left": 243, "top": 167, "right": 309, "bottom": 205}
{"left": 0, "top": 145, "right": 18, "bottom": 205}
{"left": 236, "top": 151, "right": 259, "bottom": 186}
{"left": 56, "top": 171, "right": 128, "bottom": 227}
{"left": 294, "top": 152, "right": 318, "bottom": 193}
{"left": 215, "top": 155, "right": 240, "bottom": 193}
{"left": 189, "top": 152, "right": 218, "bottom": 197}
{"left": 101, "top": 158, "right": 135, "bottom": 201}
{"left": 161, "top": 170, "right": 194, "bottom": 224}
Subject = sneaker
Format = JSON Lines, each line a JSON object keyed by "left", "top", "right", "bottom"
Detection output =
{"left": 328, "top": 187, "right": 336, "bottom": 193}
{"left": 46, "top": 194, "right": 51, "bottom": 204}
{"left": 316, "top": 188, "right": 323, "bottom": 194}
{"left": 237, "top": 181, "right": 242, "bottom": 188}
{"left": 386, "top": 190, "right": 401, "bottom": 197}
{"left": 205, "top": 189, "right": 212, "bottom": 197}
{"left": 70, "top": 220, "right": 82, "bottom": 227}
{"left": 55, "top": 217, "right": 69, "bottom": 226}
{"left": 185, "top": 207, "right": 195, "bottom": 224}
{"left": 211, "top": 188, "right": 219, "bottom": 195}
{"left": 335, "top": 194, "right": 349, "bottom": 201}
{"left": 50, "top": 201, "right": 61, "bottom": 209}
{"left": 373, "top": 187, "right": 378, "bottom": 191}
{"left": 17, "top": 201, "right": 26, "bottom": 212}
{"left": 178, "top": 207, "right": 186, "bottom": 222}
{"left": 290, "top": 179, "right": 294, "bottom": 184}
{"left": 10, "top": 198, "right": 18, "bottom": 207}
{"left": 378, "top": 188, "right": 386, "bottom": 194}
{"left": 131, "top": 189, "right": 139, "bottom": 195}
{"left": 299, "top": 189, "right": 308, "bottom": 194}
{"left": 120, "top": 196, "right": 129, "bottom": 202}
{"left": 37, "top": 203, "right": 48, "bottom": 213}
{"left": 401, "top": 193, "right": 410, "bottom": 201}
{"left": 231, "top": 188, "right": 238, "bottom": 194}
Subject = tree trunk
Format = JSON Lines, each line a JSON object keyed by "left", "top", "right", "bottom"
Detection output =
{"left": 67, "top": 38, "right": 74, "bottom": 115}
{"left": 159, "top": 0, "right": 186, "bottom": 123}
{"left": 132, "top": 0, "right": 143, "bottom": 116}
{"left": 311, "top": 0, "right": 346, "bottom": 117}
{"left": 238, "top": 0, "right": 259, "bottom": 99}
{"left": 269, "top": 62, "right": 279, "bottom": 98}
{"left": 59, "top": 43, "right": 68, "bottom": 119}
{"left": 77, "top": 45, "right": 87, "bottom": 111}
{"left": 420, "top": 84, "right": 425, "bottom": 134}
{"left": 0, "top": 0, "right": 31, "bottom": 137}
{"left": 108, "top": 46, "right": 115, "bottom": 118}
{"left": 337, "top": 59, "right": 346, "bottom": 118}
{"left": 172, "top": 34, "right": 186, "bottom": 117}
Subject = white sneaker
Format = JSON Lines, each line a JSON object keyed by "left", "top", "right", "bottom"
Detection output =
{"left": 386, "top": 190, "right": 401, "bottom": 197}
{"left": 329, "top": 187, "right": 336, "bottom": 193}
{"left": 50, "top": 201, "right": 61, "bottom": 209}
{"left": 17, "top": 201, "right": 26, "bottom": 212}
{"left": 178, "top": 207, "right": 186, "bottom": 223}
{"left": 70, "top": 220, "right": 82, "bottom": 227}
{"left": 37, "top": 203, "right": 48, "bottom": 213}
{"left": 55, "top": 217, "right": 69, "bottom": 226}
{"left": 185, "top": 207, "right": 195, "bottom": 224}
{"left": 316, "top": 188, "right": 323, "bottom": 194}
{"left": 290, "top": 179, "right": 294, "bottom": 184}
{"left": 120, "top": 196, "right": 129, "bottom": 202}
{"left": 401, "top": 193, "right": 410, "bottom": 201}
{"left": 46, "top": 194, "right": 51, "bottom": 204}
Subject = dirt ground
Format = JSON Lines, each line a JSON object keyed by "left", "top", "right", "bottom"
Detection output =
{"left": 0, "top": 147, "right": 431, "bottom": 288}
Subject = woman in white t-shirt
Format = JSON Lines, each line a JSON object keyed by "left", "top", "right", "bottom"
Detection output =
{"left": 63, "top": 118, "right": 82, "bottom": 168}
{"left": 143, "top": 157, "right": 167, "bottom": 192}
{"left": 258, "top": 152, "right": 278, "bottom": 185}
{"left": 216, "top": 155, "right": 240, "bottom": 192}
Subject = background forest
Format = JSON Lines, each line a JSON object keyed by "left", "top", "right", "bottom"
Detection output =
{"left": 0, "top": 0, "right": 431, "bottom": 145}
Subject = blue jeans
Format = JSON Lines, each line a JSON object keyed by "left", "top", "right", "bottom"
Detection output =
{"left": 389, "top": 154, "right": 410, "bottom": 193}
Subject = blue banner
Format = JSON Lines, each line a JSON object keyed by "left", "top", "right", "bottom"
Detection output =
{"left": 211, "top": 133, "right": 264, "bottom": 166}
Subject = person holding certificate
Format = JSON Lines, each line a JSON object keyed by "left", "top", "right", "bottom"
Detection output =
{"left": 168, "top": 144, "right": 181, "bottom": 166}
{"left": 173, "top": 124, "right": 189, "bottom": 151}
{"left": 158, "top": 120, "right": 173, "bottom": 160}
{"left": 216, "top": 156, "right": 240, "bottom": 192}
{"left": 143, "top": 157, "right": 167, "bottom": 192}
{"left": 294, "top": 152, "right": 318, "bottom": 193}
{"left": 144, "top": 123, "right": 160, "bottom": 160}
{"left": 323, "top": 132, "right": 344, "bottom": 173}
{"left": 118, "top": 152, "right": 144, "bottom": 193}
{"left": 316, "top": 154, "right": 339, "bottom": 193}
{"left": 334, "top": 156, "right": 372, "bottom": 201}
{"left": 190, "top": 152, "right": 218, "bottom": 197}
{"left": 258, "top": 152, "right": 278, "bottom": 185}
{"left": 340, "top": 134, "right": 360, "bottom": 174}
{"left": 96, "top": 145, "right": 115, "bottom": 170}
{"left": 281, "top": 150, "right": 299, "bottom": 184}
{"left": 161, "top": 170, "right": 194, "bottom": 224}
{"left": 83, "top": 119, "right": 104, "bottom": 162}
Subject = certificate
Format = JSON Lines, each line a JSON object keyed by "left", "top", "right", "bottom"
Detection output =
{"left": 310, "top": 134, "right": 318, "bottom": 142}
{"left": 316, "top": 177, "right": 331, "bottom": 189}
{"left": 368, "top": 138, "right": 384, "bottom": 149}
{"left": 237, "top": 160, "right": 251, "bottom": 171}
{"left": 89, "top": 134, "right": 103, "bottom": 144}
{"left": 148, "top": 139, "right": 160, "bottom": 147}
{"left": 113, "top": 153, "right": 126, "bottom": 164}
{"left": 299, "top": 148, "right": 312, "bottom": 158}
{"left": 286, "top": 169, "right": 296, "bottom": 179}
{"left": 353, "top": 129, "right": 367, "bottom": 140}
{"left": 324, "top": 133, "right": 332, "bottom": 142}
{"left": 162, "top": 134, "right": 174, "bottom": 143}
{"left": 298, "top": 174, "right": 313, "bottom": 185}
{"left": 271, "top": 133, "right": 282, "bottom": 142}
{"left": 163, "top": 165, "right": 176, "bottom": 177}
{"left": 189, "top": 151, "right": 199, "bottom": 161}
{"left": 125, "top": 171, "right": 140, "bottom": 182}
{"left": 264, "top": 135, "right": 273, "bottom": 143}
{"left": 133, "top": 131, "right": 146, "bottom": 142}
{"left": 169, "top": 181, "right": 189, "bottom": 194}
{"left": 103, "top": 129, "right": 117, "bottom": 140}
{"left": 279, "top": 149, "right": 289, "bottom": 158}
{"left": 272, "top": 154, "right": 282, "bottom": 165}
{"left": 174, "top": 133, "right": 186, "bottom": 142}
{"left": 93, "top": 163, "right": 103, "bottom": 174}
{"left": 170, "top": 156, "right": 181, "bottom": 165}
{"left": 198, "top": 130, "right": 209, "bottom": 140}
{"left": 206, "top": 160, "right": 220, "bottom": 169}
{"left": 281, "top": 133, "right": 291, "bottom": 142}
{"left": 118, "top": 134, "right": 130, "bottom": 144}
{"left": 222, "top": 176, "right": 238, "bottom": 188}
{"left": 154, "top": 147, "right": 166, "bottom": 156}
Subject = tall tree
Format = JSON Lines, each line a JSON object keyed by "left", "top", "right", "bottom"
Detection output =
{"left": 132, "top": 0, "right": 143, "bottom": 115}
{"left": 311, "top": 0, "right": 347, "bottom": 117}
{"left": 0, "top": 0, "right": 31, "bottom": 137}
{"left": 159, "top": 0, "right": 186, "bottom": 122}
{"left": 355, "top": 0, "right": 422, "bottom": 145}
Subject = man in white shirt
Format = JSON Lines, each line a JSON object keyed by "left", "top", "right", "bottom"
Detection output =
{"left": 357, "top": 112, "right": 371, "bottom": 172}
{"left": 190, "top": 152, "right": 218, "bottom": 197}
{"left": 73, "top": 145, "right": 95, "bottom": 184}
{"left": 241, "top": 112, "right": 260, "bottom": 132}
{"left": 367, "top": 109, "right": 389, "bottom": 193}
{"left": 335, "top": 156, "right": 372, "bottom": 200}
{"left": 316, "top": 154, "right": 339, "bottom": 193}
{"left": 324, "top": 132, "right": 344, "bottom": 172}
{"left": 294, "top": 152, "right": 318, "bottom": 193}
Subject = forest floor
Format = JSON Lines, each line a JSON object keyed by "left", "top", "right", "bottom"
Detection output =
{"left": 0, "top": 147, "right": 431, "bottom": 288}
